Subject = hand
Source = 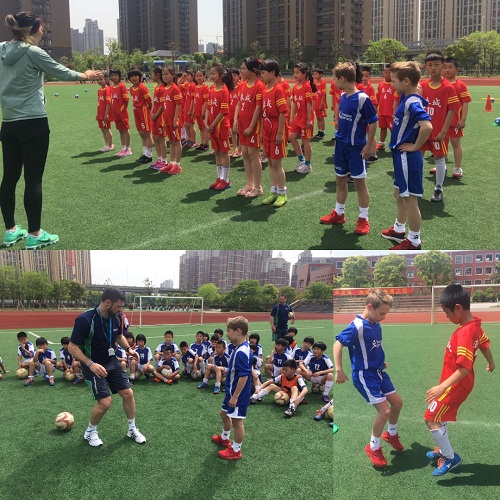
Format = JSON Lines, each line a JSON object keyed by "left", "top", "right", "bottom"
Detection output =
{"left": 361, "top": 144, "right": 375, "bottom": 160}
{"left": 229, "top": 395, "right": 238, "bottom": 407}
{"left": 275, "top": 132, "right": 283, "bottom": 144}
{"left": 487, "top": 362, "right": 496, "bottom": 373}
{"left": 397, "top": 143, "right": 418, "bottom": 153}
{"left": 208, "top": 126, "right": 214, "bottom": 134}
{"left": 306, "top": 121, "right": 314, "bottom": 129}
{"left": 129, "top": 350, "right": 140, "bottom": 361}
{"left": 90, "top": 362, "right": 108, "bottom": 378}
{"left": 457, "top": 120, "right": 466, "bottom": 129}
{"left": 271, "top": 326, "right": 276, "bottom": 333}
{"left": 435, "top": 130, "right": 446, "bottom": 141}
{"left": 173, "top": 122, "right": 178, "bottom": 130}
{"left": 84, "top": 69, "right": 103, "bottom": 81}
{"left": 232, "top": 123, "right": 239, "bottom": 134}
{"left": 384, "top": 361, "right": 388, "bottom": 368}
{"left": 425, "top": 384, "right": 445, "bottom": 402}
{"left": 243, "top": 127, "right": 252, "bottom": 136}
{"left": 335, "top": 369, "right": 348, "bottom": 383}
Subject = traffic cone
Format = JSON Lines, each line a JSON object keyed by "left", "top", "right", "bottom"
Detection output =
{"left": 484, "top": 94, "right": 493, "bottom": 112}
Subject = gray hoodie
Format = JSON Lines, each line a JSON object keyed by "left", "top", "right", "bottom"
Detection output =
{"left": 0, "top": 41, "right": 83, "bottom": 122}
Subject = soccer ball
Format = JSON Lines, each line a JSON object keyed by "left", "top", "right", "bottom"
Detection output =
{"left": 16, "top": 368, "right": 28, "bottom": 379}
{"left": 135, "top": 371, "right": 142, "bottom": 380}
{"left": 495, "top": 117, "right": 500, "bottom": 125}
{"left": 161, "top": 368, "right": 172, "bottom": 378}
{"left": 64, "top": 371, "right": 76, "bottom": 382}
{"left": 288, "top": 311, "right": 294, "bottom": 320}
{"left": 274, "top": 390, "right": 290, "bottom": 405}
{"left": 0, "top": 373, "right": 2, "bottom": 380}
{"left": 312, "top": 383, "right": 325, "bottom": 393}
{"left": 55, "top": 412, "right": 74, "bottom": 431}
{"left": 84, "top": 89, "right": 88, "bottom": 92}
{"left": 54, "top": 93, "right": 59, "bottom": 97}
{"left": 327, "top": 404, "right": 334, "bottom": 420}
{"left": 191, "top": 370, "right": 201, "bottom": 380}
{"left": 74, "top": 94, "right": 79, "bottom": 99}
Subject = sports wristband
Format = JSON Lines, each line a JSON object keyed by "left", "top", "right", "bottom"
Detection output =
{"left": 87, "top": 361, "right": 94, "bottom": 368}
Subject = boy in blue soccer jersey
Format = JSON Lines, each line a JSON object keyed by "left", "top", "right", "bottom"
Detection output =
{"left": 300, "top": 341, "right": 334, "bottom": 403}
{"left": 248, "top": 333, "right": 263, "bottom": 366}
{"left": 190, "top": 331, "right": 207, "bottom": 374}
{"left": 265, "top": 338, "right": 293, "bottom": 378}
{"left": 130, "top": 334, "right": 155, "bottom": 382}
{"left": 179, "top": 341, "right": 197, "bottom": 378}
{"left": 198, "top": 340, "right": 231, "bottom": 394}
{"left": 153, "top": 348, "right": 180, "bottom": 384}
{"left": 381, "top": 61, "right": 432, "bottom": 250}
{"left": 320, "top": 61, "right": 378, "bottom": 236}
{"left": 334, "top": 290, "right": 403, "bottom": 468}
{"left": 212, "top": 316, "right": 252, "bottom": 460}
{"left": 154, "top": 330, "right": 180, "bottom": 365}
{"left": 24, "top": 337, "right": 57, "bottom": 386}
{"left": 59, "top": 336, "right": 83, "bottom": 384}
{"left": 17, "top": 331, "right": 35, "bottom": 369}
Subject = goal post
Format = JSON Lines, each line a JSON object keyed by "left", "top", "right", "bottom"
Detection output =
{"left": 130, "top": 295, "right": 204, "bottom": 327}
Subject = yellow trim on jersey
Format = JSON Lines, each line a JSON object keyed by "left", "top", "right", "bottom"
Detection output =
{"left": 457, "top": 347, "right": 474, "bottom": 362}
{"left": 435, "top": 404, "right": 450, "bottom": 422}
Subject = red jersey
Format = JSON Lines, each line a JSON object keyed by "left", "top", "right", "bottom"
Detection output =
{"left": 162, "top": 83, "right": 182, "bottom": 127}
{"left": 229, "top": 83, "right": 242, "bottom": 121}
{"left": 193, "top": 83, "right": 209, "bottom": 116}
{"left": 129, "top": 83, "right": 152, "bottom": 110}
{"left": 448, "top": 79, "right": 472, "bottom": 126}
{"left": 207, "top": 84, "right": 230, "bottom": 137}
{"left": 110, "top": 82, "right": 129, "bottom": 118}
{"left": 438, "top": 317, "right": 490, "bottom": 395}
{"left": 364, "top": 81, "right": 378, "bottom": 107}
{"left": 292, "top": 81, "right": 314, "bottom": 124}
{"left": 263, "top": 84, "right": 288, "bottom": 123}
{"left": 420, "top": 77, "right": 460, "bottom": 138}
{"left": 330, "top": 82, "right": 339, "bottom": 106}
{"left": 237, "top": 79, "right": 266, "bottom": 126}
{"left": 152, "top": 84, "right": 166, "bottom": 127}
{"left": 376, "top": 81, "right": 396, "bottom": 117}
{"left": 96, "top": 86, "right": 111, "bottom": 120}
{"left": 183, "top": 82, "right": 196, "bottom": 111}
{"left": 314, "top": 80, "right": 327, "bottom": 111}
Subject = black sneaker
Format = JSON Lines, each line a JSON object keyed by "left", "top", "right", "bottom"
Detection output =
{"left": 431, "top": 186, "right": 443, "bottom": 202}
{"left": 366, "top": 155, "right": 379, "bottom": 164}
{"left": 135, "top": 155, "right": 152, "bottom": 164}
{"left": 284, "top": 407, "right": 295, "bottom": 417}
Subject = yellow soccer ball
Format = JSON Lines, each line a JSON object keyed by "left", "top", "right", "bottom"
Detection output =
{"left": 273, "top": 390, "right": 290, "bottom": 405}
{"left": 55, "top": 412, "right": 75, "bottom": 431}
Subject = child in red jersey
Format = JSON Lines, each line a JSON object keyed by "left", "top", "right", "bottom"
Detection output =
{"left": 205, "top": 63, "right": 234, "bottom": 191}
{"left": 159, "top": 67, "right": 183, "bottom": 175}
{"left": 182, "top": 70, "right": 197, "bottom": 148}
{"left": 289, "top": 63, "right": 316, "bottom": 174}
{"left": 442, "top": 58, "right": 472, "bottom": 179}
{"left": 229, "top": 68, "right": 242, "bottom": 157}
{"left": 192, "top": 70, "right": 210, "bottom": 151}
{"left": 375, "top": 65, "right": 396, "bottom": 151}
{"left": 260, "top": 59, "right": 289, "bottom": 208}
{"left": 128, "top": 69, "right": 153, "bottom": 164}
{"left": 424, "top": 284, "right": 495, "bottom": 476}
{"left": 420, "top": 50, "right": 460, "bottom": 203}
{"left": 96, "top": 74, "right": 113, "bottom": 152}
{"left": 313, "top": 68, "right": 327, "bottom": 139}
{"left": 361, "top": 66, "right": 379, "bottom": 163}
{"left": 149, "top": 66, "right": 168, "bottom": 170}
{"left": 233, "top": 57, "right": 266, "bottom": 198}
{"left": 109, "top": 69, "right": 132, "bottom": 157}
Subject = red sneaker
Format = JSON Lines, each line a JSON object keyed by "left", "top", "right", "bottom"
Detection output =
{"left": 168, "top": 164, "right": 182, "bottom": 175}
{"left": 209, "top": 178, "right": 222, "bottom": 189}
{"left": 159, "top": 163, "right": 173, "bottom": 174}
{"left": 376, "top": 143, "right": 385, "bottom": 151}
{"left": 381, "top": 225, "right": 406, "bottom": 243}
{"left": 218, "top": 447, "right": 242, "bottom": 460}
{"left": 215, "top": 180, "right": 231, "bottom": 191}
{"left": 319, "top": 210, "right": 346, "bottom": 225}
{"left": 364, "top": 444, "right": 387, "bottom": 467}
{"left": 429, "top": 167, "right": 436, "bottom": 174}
{"left": 382, "top": 431, "right": 405, "bottom": 451}
{"left": 153, "top": 377, "right": 161, "bottom": 383}
{"left": 211, "top": 434, "right": 231, "bottom": 448}
{"left": 355, "top": 217, "right": 370, "bottom": 235}
{"left": 390, "top": 238, "right": 421, "bottom": 250}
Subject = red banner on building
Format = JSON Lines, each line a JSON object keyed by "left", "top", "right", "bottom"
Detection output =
{"left": 333, "top": 287, "right": 414, "bottom": 297}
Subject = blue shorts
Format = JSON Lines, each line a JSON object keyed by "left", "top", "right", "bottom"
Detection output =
{"left": 392, "top": 150, "right": 423, "bottom": 197}
{"left": 352, "top": 369, "right": 396, "bottom": 405}
{"left": 221, "top": 397, "right": 248, "bottom": 419}
{"left": 82, "top": 357, "right": 131, "bottom": 400}
{"left": 334, "top": 141, "right": 367, "bottom": 178}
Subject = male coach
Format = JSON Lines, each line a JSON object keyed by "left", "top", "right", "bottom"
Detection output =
{"left": 270, "top": 294, "right": 295, "bottom": 341}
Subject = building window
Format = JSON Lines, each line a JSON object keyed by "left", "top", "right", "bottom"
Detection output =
{"left": 406, "top": 259, "right": 413, "bottom": 266}
{"left": 455, "top": 255, "right": 463, "bottom": 264}
{"left": 464, "top": 280, "right": 472, "bottom": 285}
{"left": 371, "top": 260, "right": 377, "bottom": 267}
{"left": 496, "top": 253, "right": 500, "bottom": 261}
{"left": 475, "top": 267, "right": 483, "bottom": 275}
{"left": 464, "top": 267, "right": 472, "bottom": 275}
{"left": 465, "top": 255, "right": 473, "bottom": 263}
{"left": 475, "top": 280, "right": 482, "bottom": 285}
{"left": 407, "top": 271, "right": 414, "bottom": 278}
{"left": 476, "top": 254, "right": 483, "bottom": 262}
{"left": 486, "top": 253, "right": 493, "bottom": 262}
{"left": 485, "top": 266, "right": 493, "bottom": 274}
{"left": 336, "top": 262, "right": 343, "bottom": 269}
{"left": 455, "top": 268, "right": 462, "bottom": 276}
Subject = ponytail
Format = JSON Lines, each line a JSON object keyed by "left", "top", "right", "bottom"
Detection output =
{"left": 5, "top": 12, "right": 42, "bottom": 44}
{"left": 212, "top": 63, "right": 234, "bottom": 92}
{"left": 294, "top": 62, "right": 316, "bottom": 93}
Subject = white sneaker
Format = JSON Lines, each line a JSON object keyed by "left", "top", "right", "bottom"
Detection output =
{"left": 250, "top": 394, "right": 259, "bottom": 403}
{"left": 453, "top": 167, "right": 463, "bottom": 178}
{"left": 294, "top": 161, "right": 305, "bottom": 172}
{"left": 124, "top": 148, "right": 133, "bottom": 156}
{"left": 100, "top": 145, "right": 115, "bottom": 152}
{"left": 127, "top": 428, "right": 146, "bottom": 444}
{"left": 98, "top": 145, "right": 108, "bottom": 152}
{"left": 84, "top": 429, "right": 103, "bottom": 447}
{"left": 296, "top": 163, "right": 312, "bottom": 174}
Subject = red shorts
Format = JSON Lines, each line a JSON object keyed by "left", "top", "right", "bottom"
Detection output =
{"left": 152, "top": 120, "right": 167, "bottom": 137}
{"left": 113, "top": 115, "right": 130, "bottom": 131}
{"left": 423, "top": 386, "right": 471, "bottom": 422}
{"left": 238, "top": 121, "right": 261, "bottom": 148}
{"left": 290, "top": 121, "right": 314, "bottom": 140}
{"left": 448, "top": 126, "right": 464, "bottom": 139}
{"left": 315, "top": 109, "right": 327, "bottom": 118}
{"left": 165, "top": 125, "right": 181, "bottom": 142}
{"left": 183, "top": 112, "right": 195, "bottom": 125}
{"left": 97, "top": 118, "right": 111, "bottom": 130}
{"left": 210, "top": 135, "right": 231, "bottom": 153}
{"left": 420, "top": 136, "right": 449, "bottom": 157}
{"left": 133, "top": 107, "right": 152, "bottom": 133}
{"left": 195, "top": 115, "right": 206, "bottom": 130}
{"left": 378, "top": 115, "right": 393, "bottom": 130}
{"left": 263, "top": 137, "right": 287, "bottom": 160}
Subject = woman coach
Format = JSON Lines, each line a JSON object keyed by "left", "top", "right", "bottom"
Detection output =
{"left": 0, "top": 11, "right": 102, "bottom": 249}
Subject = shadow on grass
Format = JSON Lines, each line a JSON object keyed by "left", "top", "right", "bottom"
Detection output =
{"left": 420, "top": 198, "right": 452, "bottom": 221}
{"left": 435, "top": 463, "right": 500, "bottom": 487}
{"left": 212, "top": 195, "right": 253, "bottom": 213}
{"left": 99, "top": 161, "right": 140, "bottom": 173}
{"left": 310, "top": 224, "right": 365, "bottom": 250}
{"left": 285, "top": 171, "right": 311, "bottom": 183}
{"left": 230, "top": 204, "right": 276, "bottom": 223}
{"left": 71, "top": 151, "right": 103, "bottom": 159}
{"left": 379, "top": 441, "right": 430, "bottom": 476}
{"left": 180, "top": 188, "right": 228, "bottom": 204}
{"left": 323, "top": 180, "right": 336, "bottom": 193}
{"left": 123, "top": 168, "right": 168, "bottom": 184}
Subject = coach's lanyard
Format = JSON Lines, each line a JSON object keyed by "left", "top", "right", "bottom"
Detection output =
{"left": 97, "top": 307, "right": 113, "bottom": 347}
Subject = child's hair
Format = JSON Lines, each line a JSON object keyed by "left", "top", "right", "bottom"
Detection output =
{"left": 179, "top": 341, "right": 188, "bottom": 349}
{"left": 282, "top": 334, "right": 294, "bottom": 345}
{"left": 35, "top": 337, "right": 48, "bottom": 347}
{"left": 152, "top": 66, "right": 165, "bottom": 81}
{"left": 216, "top": 339, "right": 226, "bottom": 347}
{"left": 60, "top": 337, "right": 70, "bottom": 345}
{"left": 195, "top": 69, "right": 206, "bottom": 76}
{"left": 424, "top": 50, "right": 445, "bottom": 63}
{"left": 210, "top": 334, "right": 219, "bottom": 341}
{"left": 312, "top": 341, "right": 327, "bottom": 351}
{"left": 444, "top": 57, "right": 459, "bottom": 68}
{"left": 135, "top": 333, "right": 146, "bottom": 343}
{"left": 333, "top": 61, "right": 361, "bottom": 84}
{"left": 214, "top": 328, "right": 224, "bottom": 336}
{"left": 176, "top": 71, "right": 183, "bottom": 79}
{"left": 109, "top": 69, "right": 122, "bottom": 80}
{"left": 294, "top": 62, "right": 317, "bottom": 92}
{"left": 226, "top": 316, "right": 249, "bottom": 335}
{"left": 163, "top": 66, "right": 177, "bottom": 84}
{"left": 127, "top": 69, "right": 143, "bottom": 80}
{"left": 287, "top": 327, "right": 297, "bottom": 335}
{"left": 5, "top": 12, "right": 42, "bottom": 44}
{"left": 196, "top": 330, "right": 204, "bottom": 337}
{"left": 282, "top": 359, "right": 298, "bottom": 370}
{"left": 243, "top": 57, "right": 261, "bottom": 75}
{"left": 183, "top": 69, "right": 195, "bottom": 78}
{"left": 248, "top": 333, "right": 261, "bottom": 343}
{"left": 102, "top": 287, "right": 126, "bottom": 303}
{"left": 390, "top": 61, "right": 421, "bottom": 86}
{"left": 229, "top": 67, "right": 240, "bottom": 77}
{"left": 275, "top": 338, "right": 288, "bottom": 348}
{"left": 440, "top": 283, "right": 471, "bottom": 311}
{"left": 124, "top": 331, "right": 135, "bottom": 341}
{"left": 163, "top": 348, "right": 172, "bottom": 355}
{"left": 211, "top": 63, "right": 235, "bottom": 91}
{"left": 360, "top": 65, "right": 371, "bottom": 75}
{"left": 260, "top": 59, "right": 281, "bottom": 77}
{"left": 203, "top": 332, "right": 209, "bottom": 341}
{"left": 17, "top": 331, "right": 28, "bottom": 340}
{"left": 303, "top": 336, "right": 315, "bottom": 345}
{"left": 313, "top": 67, "right": 324, "bottom": 75}
{"left": 164, "top": 330, "right": 173, "bottom": 337}
{"left": 366, "top": 290, "right": 394, "bottom": 309}
{"left": 249, "top": 343, "right": 257, "bottom": 353}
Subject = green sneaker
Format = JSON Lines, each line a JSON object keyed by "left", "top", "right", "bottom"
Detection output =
{"left": 3, "top": 225, "right": 28, "bottom": 247}
{"left": 261, "top": 193, "right": 278, "bottom": 205}
{"left": 25, "top": 230, "right": 59, "bottom": 250}
{"left": 273, "top": 194, "right": 288, "bottom": 207}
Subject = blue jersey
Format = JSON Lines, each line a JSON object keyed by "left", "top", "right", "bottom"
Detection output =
{"left": 336, "top": 315, "right": 385, "bottom": 371}
{"left": 306, "top": 354, "right": 334, "bottom": 373}
{"left": 115, "top": 345, "right": 127, "bottom": 360}
{"left": 59, "top": 347, "right": 73, "bottom": 366}
{"left": 190, "top": 342, "right": 206, "bottom": 357}
{"left": 227, "top": 342, "right": 235, "bottom": 356}
{"left": 390, "top": 94, "right": 430, "bottom": 150}
{"left": 155, "top": 341, "right": 179, "bottom": 354}
{"left": 335, "top": 91, "right": 378, "bottom": 146}
{"left": 158, "top": 357, "right": 179, "bottom": 371}
{"left": 18, "top": 341, "right": 35, "bottom": 360}
{"left": 181, "top": 348, "right": 196, "bottom": 366}
{"left": 249, "top": 343, "right": 262, "bottom": 357}
{"left": 214, "top": 352, "right": 230, "bottom": 368}
{"left": 294, "top": 347, "right": 312, "bottom": 364}
{"left": 135, "top": 346, "right": 152, "bottom": 365}
{"left": 225, "top": 341, "right": 252, "bottom": 405}
{"left": 272, "top": 351, "right": 292, "bottom": 369}
{"left": 38, "top": 348, "right": 56, "bottom": 365}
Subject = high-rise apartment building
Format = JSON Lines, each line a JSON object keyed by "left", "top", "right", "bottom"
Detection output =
{"left": 118, "top": 0, "right": 198, "bottom": 55}
{"left": 71, "top": 19, "right": 104, "bottom": 54}
{"left": 260, "top": 255, "right": 291, "bottom": 289}
{"left": 0, "top": 250, "right": 92, "bottom": 284}
{"left": 223, "top": 0, "right": 372, "bottom": 63}
{"left": 0, "top": 0, "right": 72, "bottom": 60}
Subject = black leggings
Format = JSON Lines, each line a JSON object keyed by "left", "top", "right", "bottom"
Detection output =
{"left": 0, "top": 118, "right": 50, "bottom": 233}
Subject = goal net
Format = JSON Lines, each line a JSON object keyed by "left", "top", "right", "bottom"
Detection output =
{"left": 129, "top": 295, "right": 204, "bottom": 327}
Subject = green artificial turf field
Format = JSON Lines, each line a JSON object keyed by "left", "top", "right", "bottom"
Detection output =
{"left": 0, "top": 83, "right": 499, "bottom": 250}
{"left": 333, "top": 322, "right": 500, "bottom": 499}
{"left": 0, "top": 319, "right": 333, "bottom": 500}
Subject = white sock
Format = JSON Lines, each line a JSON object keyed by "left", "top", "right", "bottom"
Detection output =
{"left": 359, "top": 206, "right": 369, "bottom": 220}
{"left": 128, "top": 418, "right": 136, "bottom": 430}
{"left": 86, "top": 423, "right": 97, "bottom": 433}
{"left": 394, "top": 219, "right": 406, "bottom": 233}
{"left": 435, "top": 156, "right": 446, "bottom": 189}
{"left": 430, "top": 425, "right": 454, "bottom": 459}
{"left": 387, "top": 423, "right": 398, "bottom": 436}
{"left": 323, "top": 380, "right": 333, "bottom": 396}
{"left": 370, "top": 435, "right": 381, "bottom": 450}
{"left": 408, "top": 230, "right": 421, "bottom": 246}
{"left": 270, "top": 185, "right": 277, "bottom": 194}
{"left": 146, "top": 147, "right": 153, "bottom": 157}
{"left": 222, "top": 166, "right": 230, "bottom": 182}
{"left": 215, "top": 382, "right": 220, "bottom": 388}
{"left": 320, "top": 399, "right": 333, "bottom": 413}
{"left": 255, "top": 385, "right": 261, "bottom": 393}
{"left": 277, "top": 187, "right": 287, "bottom": 195}
{"left": 217, "top": 165, "right": 222, "bottom": 178}
{"left": 203, "top": 378, "right": 208, "bottom": 384}
{"left": 130, "top": 374, "right": 135, "bottom": 380}
{"left": 335, "top": 202, "right": 345, "bottom": 215}
{"left": 257, "top": 389, "right": 268, "bottom": 398}
{"left": 232, "top": 441, "right": 241, "bottom": 452}
{"left": 221, "top": 429, "right": 230, "bottom": 440}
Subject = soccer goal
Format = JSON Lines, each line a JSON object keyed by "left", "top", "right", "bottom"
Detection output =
{"left": 130, "top": 295, "right": 204, "bottom": 327}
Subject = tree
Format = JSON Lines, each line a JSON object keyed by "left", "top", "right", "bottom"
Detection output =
{"left": 363, "top": 38, "right": 407, "bottom": 64}
{"left": 445, "top": 36, "right": 478, "bottom": 74}
{"left": 373, "top": 254, "right": 408, "bottom": 287}
{"left": 143, "top": 278, "right": 154, "bottom": 291}
{"left": 198, "top": 283, "right": 220, "bottom": 306}
{"left": 0, "top": 266, "right": 16, "bottom": 306}
{"left": 341, "top": 256, "right": 373, "bottom": 288}
{"left": 290, "top": 38, "right": 303, "bottom": 64}
{"left": 414, "top": 251, "right": 453, "bottom": 286}
{"left": 106, "top": 38, "right": 128, "bottom": 72}
{"left": 20, "top": 272, "right": 53, "bottom": 306}
{"left": 51, "top": 279, "right": 70, "bottom": 309}
{"left": 68, "top": 281, "right": 87, "bottom": 307}
{"left": 491, "top": 262, "right": 500, "bottom": 284}
{"left": 260, "top": 284, "right": 279, "bottom": 310}
{"left": 223, "top": 280, "right": 262, "bottom": 311}
{"left": 279, "top": 286, "right": 297, "bottom": 304}
{"left": 249, "top": 40, "right": 264, "bottom": 59}
{"left": 330, "top": 42, "right": 346, "bottom": 66}
{"left": 304, "top": 282, "right": 332, "bottom": 300}
{"left": 129, "top": 48, "right": 145, "bottom": 70}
